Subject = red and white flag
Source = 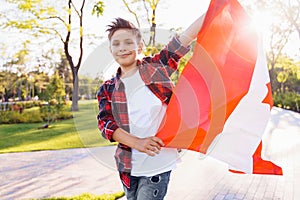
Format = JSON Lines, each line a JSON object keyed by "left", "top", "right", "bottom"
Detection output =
{"left": 156, "top": 0, "right": 282, "bottom": 175}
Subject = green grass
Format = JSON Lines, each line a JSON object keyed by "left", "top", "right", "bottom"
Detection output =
{"left": 39, "top": 192, "right": 125, "bottom": 200}
{"left": 0, "top": 100, "right": 112, "bottom": 153}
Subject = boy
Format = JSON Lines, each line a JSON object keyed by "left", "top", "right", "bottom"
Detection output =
{"left": 97, "top": 16, "right": 204, "bottom": 200}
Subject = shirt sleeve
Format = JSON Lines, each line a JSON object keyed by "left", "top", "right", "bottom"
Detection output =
{"left": 97, "top": 82, "right": 119, "bottom": 142}
{"left": 145, "top": 36, "right": 191, "bottom": 75}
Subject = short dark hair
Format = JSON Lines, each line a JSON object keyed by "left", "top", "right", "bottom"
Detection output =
{"left": 106, "top": 17, "right": 142, "bottom": 42}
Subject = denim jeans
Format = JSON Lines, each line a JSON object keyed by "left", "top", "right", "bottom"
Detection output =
{"left": 122, "top": 171, "right": 171, "bottom": 200}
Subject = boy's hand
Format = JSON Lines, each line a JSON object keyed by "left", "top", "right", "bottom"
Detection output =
{"left": 112, "top": 128, "right": 165, "bottom": 156}
{"left": 135, "top": 136, "right": 165, "bottom": 156}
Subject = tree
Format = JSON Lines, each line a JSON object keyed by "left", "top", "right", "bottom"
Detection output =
{"left": 3, "top": 0, "right": 104, "bottom": 111}
{"left": 242, "top": 0, "right": 300, "bottom": 87}
{"left": 278, "top": 0, "right": 300, "bottom": 40}
{"left": 272, "top": 57, "right": 300, "bottom": 112}
{"left": 78, "top": 75, "right": 103, "bottom": 100}
{"left": 272, "top": 56, "right": 300, "bottom": 93}
{"left": 266, "top": 0, "right": 299, "bottom": 87}
{"left": 56, "top": 50, "right": 73, "bottom": 99}
{"left": 121, "top": 0, "right": 161, "bottom": 54}
{"left": 0, "top": 42, "right": 30, "bottom": 101}
{"left": 0, "top": 71, "right": 18, "bottom": 101}
{"left": 31, "top": 71, "right": 49, "bottom": 98}
{"left": 46, "top": 71, "right": 66, "bottom": 104}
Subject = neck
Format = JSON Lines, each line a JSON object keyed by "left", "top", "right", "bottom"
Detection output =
{"left": 120, "top": 65, "right": 138, "bottom": 78}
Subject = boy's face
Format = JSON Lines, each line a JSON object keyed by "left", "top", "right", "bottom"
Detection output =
{"left": 109, "top": 29, "right": 142, "bottom": 69}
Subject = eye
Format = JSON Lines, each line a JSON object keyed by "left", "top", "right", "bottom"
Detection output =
{"left": 112, "top": 42, "right": 119, "bottom": 46}
{"left": 125, "top": 40, "right": 134, "bottom": 45}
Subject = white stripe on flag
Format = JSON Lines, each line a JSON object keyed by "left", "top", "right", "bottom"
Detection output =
{"left": 206, "top": 39, "right": 271, "bottom": 173}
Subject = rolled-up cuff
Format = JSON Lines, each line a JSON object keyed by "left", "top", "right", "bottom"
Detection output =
{"left": 104, "top": 122, "right": 119, "bottom": 142}
{"left": 168, "top": 36, "right": 191, "bottom": 58}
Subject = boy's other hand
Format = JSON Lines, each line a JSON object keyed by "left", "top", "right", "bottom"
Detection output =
{"left": 135, "top": 136, "right": 165, "bottom": 156}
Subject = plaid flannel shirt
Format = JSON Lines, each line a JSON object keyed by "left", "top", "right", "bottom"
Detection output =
{"left": 97, "top": 36, "right": 190, "bottom": 188}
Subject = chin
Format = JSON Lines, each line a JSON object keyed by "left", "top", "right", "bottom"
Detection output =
{"left": 118, "top": 60, "right": 136, "bottom": 68}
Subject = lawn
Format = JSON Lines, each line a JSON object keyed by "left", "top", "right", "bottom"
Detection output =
{"left": 0, "top": 100, "right": 112, "bottom": 153}
{"left": 40, "top": 192, "right": 125, "bottom": 200}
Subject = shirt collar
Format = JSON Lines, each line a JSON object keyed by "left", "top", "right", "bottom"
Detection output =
{"left": 114, "top": 60, "right": 142, "bottom": 89}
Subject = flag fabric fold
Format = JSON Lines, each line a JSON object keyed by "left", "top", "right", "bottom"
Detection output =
{"left": 155, "top": 0, "right": 282, "bottom": 175}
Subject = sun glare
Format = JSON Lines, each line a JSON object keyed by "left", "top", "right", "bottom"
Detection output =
{"left": 250, "top": 10, "right": 275, "bottom": 34}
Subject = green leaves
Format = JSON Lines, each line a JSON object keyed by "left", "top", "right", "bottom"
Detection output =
{"left": 5, "top": 19, "right": 38, "bottom": 29}
{"left": 277, "top": 71, "right": 289, "bottom": 83}
{"left": 45, "top": 71, "right": 66, "bottom": 103}
{"left": 92, "top": 1, "right": 104, "bottom": 17}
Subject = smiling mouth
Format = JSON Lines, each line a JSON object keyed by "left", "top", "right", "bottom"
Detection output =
{"left": 118, "top": 52, "right": 131, "bottom": 57}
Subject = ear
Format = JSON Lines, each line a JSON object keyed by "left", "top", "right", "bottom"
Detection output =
{"left": 137, "top": 42, "right": 144, "bottom": 54}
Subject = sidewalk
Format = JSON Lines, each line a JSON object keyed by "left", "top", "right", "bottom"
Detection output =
{"left": 0, "top": 107, "right": 299, "bottom": 200}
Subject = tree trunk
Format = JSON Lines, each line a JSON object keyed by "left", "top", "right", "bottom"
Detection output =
{"left": 148, "top": 8, "right": 156, "bottom": 49}
{"left": 269, "top": 62, "right": 275, "bottom": 89}
{"left": 72, "top": 72, "right": 79, "bottom": 111}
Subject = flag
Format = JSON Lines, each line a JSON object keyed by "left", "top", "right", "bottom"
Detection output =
{"left": 156, "top": 0, "right": 282, "bottom": 175}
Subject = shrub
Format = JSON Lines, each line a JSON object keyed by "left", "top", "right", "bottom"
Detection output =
{"left": 0, "top": 111, "right": 10, "bottom": 123}
{"left": 0, "top": 104, "right": 73, "bottom": 124}
{"left": 15, "top": 101, "right": 41, "bottom": 109}
{"left": 39, "top": 104, "right": 73, "bottom": 122}
{"left": 0, "top": 110, "right": 43, "bottom": 124}
{"left": 57, "top": 111, "right": 73, "bottom": 120}
{"left": 273, "top": 91, "right": 300, "bottom": 112}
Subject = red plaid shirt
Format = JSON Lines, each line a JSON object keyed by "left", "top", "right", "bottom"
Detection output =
{"left": 97, "top": 36, "right": 190, "bottom": 188}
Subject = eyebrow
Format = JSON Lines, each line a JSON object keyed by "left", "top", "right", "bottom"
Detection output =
{"left": 112, "top": 38, "right": 134, "bottom": 41}
{"left": 111, "top": 38, "right": 135, "bottom": 44}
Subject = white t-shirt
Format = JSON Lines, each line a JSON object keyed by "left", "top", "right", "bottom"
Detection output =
{"left": 121, "top": 70, "right": 178, "bottom": 177}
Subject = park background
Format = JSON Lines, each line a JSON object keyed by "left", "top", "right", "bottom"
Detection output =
{"left": 0, "top": 0, "right": 299, "bottom": 199}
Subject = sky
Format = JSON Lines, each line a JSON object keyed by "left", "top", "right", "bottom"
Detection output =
{"left": 86, "top": 0, "right": 210, "bottom": 33}
{"left": 80, "top": 0, "right": 211, "bottom": 78}
{"left": 1, "top": 0, "right": 299, "bottom": 79}
{"left": 80, "top": 0, "right": 299, "bottom": 79}
{"left": 0, "top": 0, "right": 211, "bottom": 77}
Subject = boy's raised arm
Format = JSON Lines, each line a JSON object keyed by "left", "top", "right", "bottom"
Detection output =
{"left": 178, "top": 13, "right": 206, "bottom": 47}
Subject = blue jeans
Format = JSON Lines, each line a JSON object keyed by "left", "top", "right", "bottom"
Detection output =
{"left": 122, "top": 171, "right": 171, "bottom": 200}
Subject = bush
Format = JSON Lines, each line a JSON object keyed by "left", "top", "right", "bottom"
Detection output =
{"left": 273, "top": 91, "right": 300, "bottom": 112}
{"left": 0, "top": 110, "right": 43, "bottom": 124}
{"left": 0, "top": 104, "right": 73, "bottom": 124}
{"left": 39, "top": 104, "right": 73, "bottom": 122}
{"left": 57, "top": 111, "right": 73, "bottom": 120}
{"left": 0, "top": 111, "right": 10, "bottom": 123}
{"left": 49, "top": 99, "right": 58, "bottom": 106}
{"left": 15, "top": 101, "right": 41, "bottom": 109}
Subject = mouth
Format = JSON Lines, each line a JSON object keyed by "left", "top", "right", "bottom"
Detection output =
{"left": 117, "top": 51, "right": 132, "bottom": 56}
{"left": 118, "top": 53, "right": 132, "bottom": 58}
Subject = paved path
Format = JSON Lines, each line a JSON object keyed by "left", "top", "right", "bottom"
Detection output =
{"left": 0, "top": 107, "right": 300, "bottom": 200}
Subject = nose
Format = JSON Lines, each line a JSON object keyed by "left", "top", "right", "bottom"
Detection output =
{"left": 111, "top": 44, "right": 125, "bottom": 54}
{"left": 119, "top": 42, "right": 127, "bottom": 52}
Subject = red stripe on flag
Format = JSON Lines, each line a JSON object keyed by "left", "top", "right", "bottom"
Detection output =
{"left": 252, "top": 142, "right": 283, "bottom": 175}
{"left": 262, "top": 83, "right": 273, "bottom": 109}
{"left": 156, "top": 0, "right": 283, "bottom": 175}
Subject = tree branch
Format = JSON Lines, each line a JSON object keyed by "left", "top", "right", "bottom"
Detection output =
{"left": 122, "top": 0, "right": 141, "bottom": 28}
{"left": 142, "top": 0, "right": 151, "bottom": 25}
{"left": 70, "top": 1, "right": 80, "bottom": 18}
{"left": 64, "top": 0, "right": 74, "bottom": 69}
{"left": 76, "top": 0, "right": 86, "bottom": 70}
{"left": 47, "top": 16, "right": 68, "bottom": 28}
{"left": 42, "top": 27, "right": 64, "bottom": 43}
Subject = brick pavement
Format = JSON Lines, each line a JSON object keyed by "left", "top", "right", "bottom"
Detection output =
{"left": 166, "top": 107, "right": 300, "bottom": 200}
{"left": 0, "top": 107, "right": 299, "bottom": 200}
